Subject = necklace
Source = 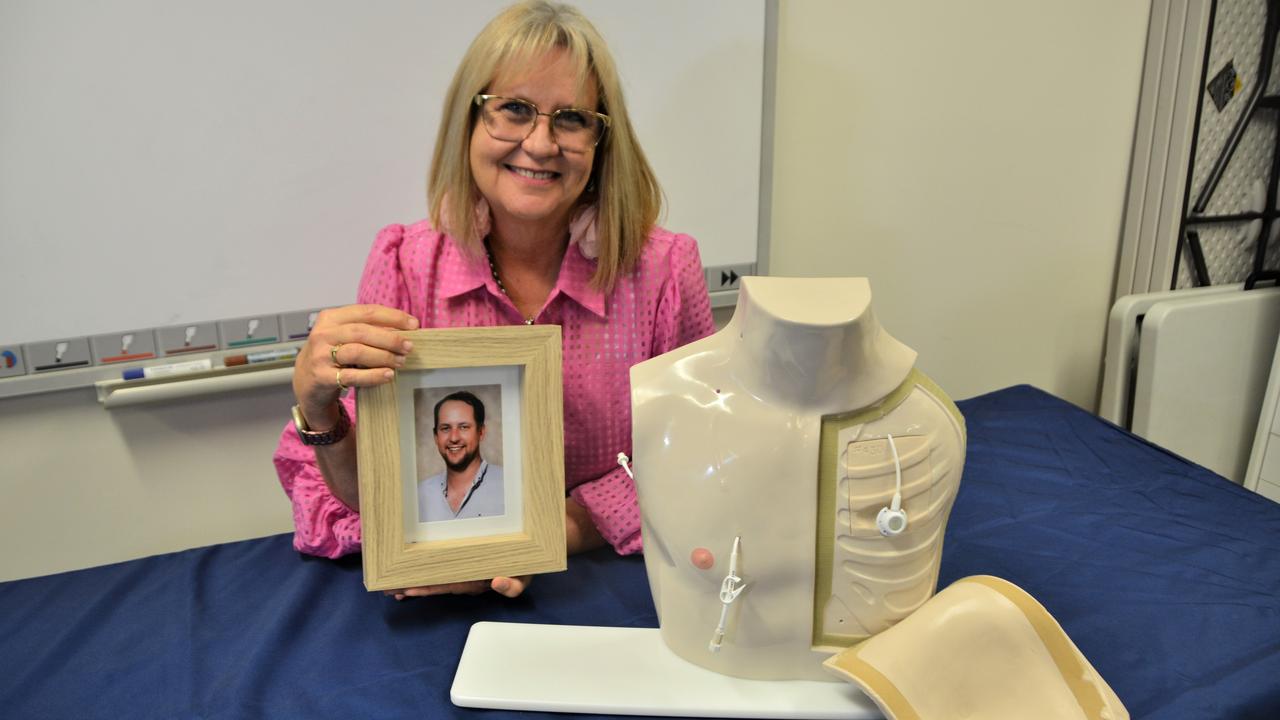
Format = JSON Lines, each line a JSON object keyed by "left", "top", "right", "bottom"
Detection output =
{"left": 485, "top": 241, "right": 535, "bottom": 325}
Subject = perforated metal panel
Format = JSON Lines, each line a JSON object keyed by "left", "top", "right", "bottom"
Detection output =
{"left": 1179, "top": 0, "right": 1280, "bottom": 287}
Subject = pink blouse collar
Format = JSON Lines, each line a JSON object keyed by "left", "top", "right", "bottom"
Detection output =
{"left": 439, "top": 199, "right": 605, "bottom": 319}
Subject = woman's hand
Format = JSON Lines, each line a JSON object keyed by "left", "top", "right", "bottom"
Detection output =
{"left": 292, "top": 304, "right": 419, "bottom": 422}
{"left": 385, "top": 575, "right": 531, "bottom": 601}
{"left": 566, "top": 496, "right": 605, "bottom": 554}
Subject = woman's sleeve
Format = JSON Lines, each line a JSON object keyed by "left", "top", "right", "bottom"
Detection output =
{"left": 271, "top": 224, "right": 412, "bottom": 558}
{"left": 569, "top": 233, "right": 716, "bottom": 556}
{"left": 650, "top": 233, "right": 716, "bottom": 356}
{"left": 273, "top": 394, "right": 362, "bottom": 558}
{"left": 569, "top": 466, "right": 644, "bottom": 555}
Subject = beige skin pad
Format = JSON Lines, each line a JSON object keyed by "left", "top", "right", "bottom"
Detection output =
{"left": 823, "top": 575, "right": 1129, "bottom": 720}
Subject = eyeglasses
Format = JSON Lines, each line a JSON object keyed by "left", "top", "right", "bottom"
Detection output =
{"left": 474, "top": 94, "right": 609, "bottom": 152}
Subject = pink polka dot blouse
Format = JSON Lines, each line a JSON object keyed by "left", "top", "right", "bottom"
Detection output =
{"left": 272, "top": 220, "right": 715, "bottom": 558}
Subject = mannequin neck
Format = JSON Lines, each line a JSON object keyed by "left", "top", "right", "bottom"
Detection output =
{"left": 726, "top": 277, "right": 916, "bottom": 413}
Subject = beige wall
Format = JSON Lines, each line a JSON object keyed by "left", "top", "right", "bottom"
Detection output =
{"left": 0, "top": 385, "right": 295, "bottom": 582}
{"left": 768, "top": 1, "right": 1151, "bottom": 407}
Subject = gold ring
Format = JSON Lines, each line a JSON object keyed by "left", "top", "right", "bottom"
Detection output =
{"left": 336, "top": 368, "right": 349, "bottom": 393}
{"left": 330, "top": 344, "right": 343, "bottom": 366}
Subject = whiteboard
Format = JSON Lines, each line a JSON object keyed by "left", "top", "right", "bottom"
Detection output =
{"left": 0, "top": 0, "right": 765, "bottom": 345}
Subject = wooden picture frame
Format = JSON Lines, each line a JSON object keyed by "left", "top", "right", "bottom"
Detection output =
{"left": 357, "top": 326, "right": 566, "bottom": 590}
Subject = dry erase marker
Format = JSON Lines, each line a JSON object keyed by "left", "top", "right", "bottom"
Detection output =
{"left": 223, "top": 349, "right": 298, "bottom": 367}
{"left": 122, "top": 358, "right": 213, "bottom": 380}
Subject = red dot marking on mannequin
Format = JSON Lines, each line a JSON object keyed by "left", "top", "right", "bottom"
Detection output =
{"left": 691, "top": 547, "right": 715, "bottom": 570}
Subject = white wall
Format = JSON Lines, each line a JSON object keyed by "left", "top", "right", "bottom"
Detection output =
{"left": 768, "top": 1, "right": 1151, "bottom": 408}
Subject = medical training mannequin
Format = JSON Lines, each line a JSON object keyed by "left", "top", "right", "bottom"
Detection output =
{"left": 630, "top": 277, "right": 966, "bottom": 681}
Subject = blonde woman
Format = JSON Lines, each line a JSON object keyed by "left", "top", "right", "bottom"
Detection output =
{"left": 274, "top": 1, "right": 714, "bottom": 598}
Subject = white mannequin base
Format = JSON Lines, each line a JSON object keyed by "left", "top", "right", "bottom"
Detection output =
{"left": 451, "top": 622, "right": 881, "bottom": 718}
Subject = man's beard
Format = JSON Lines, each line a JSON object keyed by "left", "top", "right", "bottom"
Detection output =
{"left": 445, "top": 448, "right": 480, "bottom": 474}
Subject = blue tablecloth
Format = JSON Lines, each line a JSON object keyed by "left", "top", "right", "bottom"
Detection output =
{"left": 3, "top": 385, "right": 1279, "bottom": 719}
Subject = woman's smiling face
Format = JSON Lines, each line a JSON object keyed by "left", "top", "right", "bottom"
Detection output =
{"left": 470, "top": 48, "right": 598, "bottom": 240}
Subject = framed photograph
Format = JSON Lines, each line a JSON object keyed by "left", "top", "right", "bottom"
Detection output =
{"left": 357, "top": 326, "right": 566, "bottom": 590}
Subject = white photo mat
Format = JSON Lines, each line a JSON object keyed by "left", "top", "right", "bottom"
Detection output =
{"left": 397, "top": 364, "right": 524, "bottom": 542}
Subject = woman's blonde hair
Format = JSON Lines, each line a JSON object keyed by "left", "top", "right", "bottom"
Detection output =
{"left": 427, "top": 0, "right": 662, "bottom": 291}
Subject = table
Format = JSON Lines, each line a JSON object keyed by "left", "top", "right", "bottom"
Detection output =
{"left": 3, "top": 386, "right": 1278, "bottom": 719}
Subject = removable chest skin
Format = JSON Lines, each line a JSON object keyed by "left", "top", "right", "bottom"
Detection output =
{"left": 630, "top": 277, "right": 965, "bottom": 681}
{"left": 823, "top": 576, "right": 1130, "bottom": 720}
